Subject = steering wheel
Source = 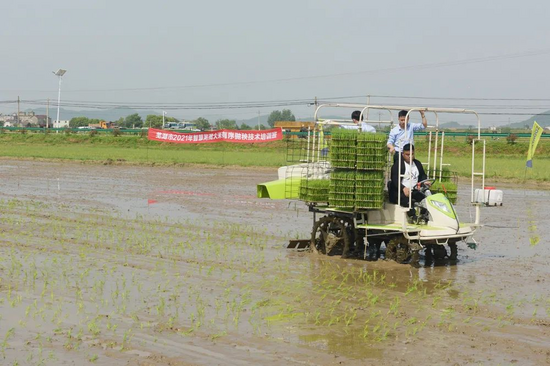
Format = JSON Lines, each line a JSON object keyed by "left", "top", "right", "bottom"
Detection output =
{"left": 414, "top": 179, "right": 435, "bottom": 192}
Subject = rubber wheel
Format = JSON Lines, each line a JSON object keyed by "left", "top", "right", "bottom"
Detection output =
{"left": 448, "top": 243, "right": 458, "bottom": 260}
{"left": 385, "top": 236, "right": 411, "bottom": 264}
{"left": 310, "top": 216, "right": 350, "bottom": 256}
{"left": 433, "top": 245, "right": 448, "bottom": 259}
{"left": 366, "top": 238, "right": 383, "bottom": 261}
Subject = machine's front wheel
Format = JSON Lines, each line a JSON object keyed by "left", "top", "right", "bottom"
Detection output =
{"left": 310, "top": 216, "right": 350, "bottom": 256}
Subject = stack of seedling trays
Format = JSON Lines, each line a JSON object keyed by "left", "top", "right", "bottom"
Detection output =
{"left": 355, "top": 133, "right": 387, "bottom": 209}
{"left": 329, "top": 170, "right": 356, "bottom": 208}
{"left": 328, "top": 129, "right": 357, "bottom": 208}
{"left": 329, "top": 129, "right": 357, "bottom": 169}
{"left": 356, "top": 133, "right": 387, "bottom": 170}
{"left": 430, "top": 180, "right": 458, "bottom": 204}
{"left": 427, "top": 167, "right": 458, "bottom": 204}
{"left": 328, "top": 130, "right": 387, "bottom": 210}
{"left": 355, "top": 170, "right": 385, "bottom": 209}
{"left": 299, "top": 179, "right": 330, "bottom": 204}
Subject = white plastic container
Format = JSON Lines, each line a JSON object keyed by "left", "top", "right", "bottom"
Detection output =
{"left": 474, "top": 187, "right": 503, "bottom": 206}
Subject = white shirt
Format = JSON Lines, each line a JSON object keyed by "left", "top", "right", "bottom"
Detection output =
{"left": 387, "top": 122, "right": 425, "bottom": 152}
{"left": 360, "top": 122, "right": 376, "bottom": 133}
{"left": 401, "top": 161, "right": 419, "bottom": 189}
{"left": 341, "top": 122, "right": 376, "bottom": 132}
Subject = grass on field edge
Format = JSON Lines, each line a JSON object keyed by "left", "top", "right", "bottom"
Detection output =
{"left": 1, "top": 133, "right": 549, "bottom": 182}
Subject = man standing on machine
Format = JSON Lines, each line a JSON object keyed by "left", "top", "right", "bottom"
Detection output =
{"left": 387, "top": 110, "right": 427, "bottom": 162}
{"left": 342, "top": 110, "right": 376, "bottom": 132}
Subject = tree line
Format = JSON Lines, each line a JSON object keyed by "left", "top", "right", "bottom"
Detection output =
{"left": 68, "top": 109, "right": 296, "bottom": 131}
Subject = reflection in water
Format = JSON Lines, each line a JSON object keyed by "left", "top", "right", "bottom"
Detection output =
{"left": 299, "top": 332, "right": 384, "bottom": 360}
{"left": 526, "top": 203, "right": 540, "bottom": 247}
{"left": 274, "top": 254, "right": 466, "bottom": 359}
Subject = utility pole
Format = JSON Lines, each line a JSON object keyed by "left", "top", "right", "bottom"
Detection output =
{"left": 53, "top": 69, "right": 67, "bottom": 127}
{"left": 17, "top": 96, "right": 20, "bottom": 126}
{"left": 257, "top": 110, "right": 260, "bottom": 130}
{"left": 46, "top": 98, "right": 49, "bottom": 129}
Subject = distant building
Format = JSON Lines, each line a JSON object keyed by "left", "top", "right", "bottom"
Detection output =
{"left": 19, "top": 111, "right": 38, "bottom": 126}
{"left": 274, "top": 121, "right": 315, "bottom": 138}
{"left": 53, "top": 120, "right": 70, "bottom": 128}
{"left": 0, "top": 112, "right": 51, "bottom": 127}
{"left": 0, "top": 113, "right": 17, "bottom": 126}
{"left": 36, "top": 115, "right": 52, "bottom": 128}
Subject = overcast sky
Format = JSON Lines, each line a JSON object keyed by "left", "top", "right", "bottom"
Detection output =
{"left": 1, "top": 0, "right": 549, "bottom": 125}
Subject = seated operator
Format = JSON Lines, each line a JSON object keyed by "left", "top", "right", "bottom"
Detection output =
{"left": 342, "top": 110, "right": 376, "bottom": 132}
{"left": 389, "top": 143, "right": 430, "bottom": 207}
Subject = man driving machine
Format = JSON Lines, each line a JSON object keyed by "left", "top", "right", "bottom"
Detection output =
{"left": 389, "top": 143, "right": 431, "bottom": 207}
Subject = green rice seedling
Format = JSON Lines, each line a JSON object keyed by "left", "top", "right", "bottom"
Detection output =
{"left": 1, "top": 328, "right": 15, "bottom": 358}
{"left": 506, "top": 302, "right": 515, "bottom": 316}
{"left": 300, "top": 179, "right": 330, "bottom": 203}
{"left": 430, "top": 181, "right": 458, "bottom": 204}
{"left": 356, "top": 133, "right": 387, "bottom": 170}
{"left": 330, "top": 129, "right": 357, "bottom": 169}
{"left": 389, "top": 296, "right": 400, "bottom": 315}
{"left": 355, "top": 171, "right": 385, "bottom": 209}
{"left": 429, "top": 166, "right": 455, "bottom": 182}
{"left": 330, "top": 169, "right": 356, "bottom": 208}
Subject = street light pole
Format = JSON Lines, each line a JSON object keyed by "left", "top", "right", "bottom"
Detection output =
{"left": 52, "top": 69, "right": 67, "bottom": 127}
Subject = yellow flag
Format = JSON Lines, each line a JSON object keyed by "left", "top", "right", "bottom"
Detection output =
{"left": 526, "top": 121, "right": 543, "bottom": 168}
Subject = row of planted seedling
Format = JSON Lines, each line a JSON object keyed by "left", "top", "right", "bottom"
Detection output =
{"left": 0, "top": 197, "right": 547, "bottom": 362}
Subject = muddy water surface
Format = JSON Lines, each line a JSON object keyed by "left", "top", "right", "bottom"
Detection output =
{"left": 0, "top": 160, "right": 548, "bottom": 365}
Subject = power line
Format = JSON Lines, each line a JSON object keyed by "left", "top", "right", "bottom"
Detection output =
{"left": 3, "top": 93, "right": 550, "bottom": 119}
{"left": 56, "top": 48, "right": 550, "bottom": 92}
{"left": 9, "top": 94, "right": 550, "bottom": 108}
{"left": 2, "top": 48, "right": 550, "bottom": 93}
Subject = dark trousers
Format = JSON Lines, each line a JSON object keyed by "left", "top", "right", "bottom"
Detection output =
{"left": 398, "top": 188, "right": 426, "bottom": 207}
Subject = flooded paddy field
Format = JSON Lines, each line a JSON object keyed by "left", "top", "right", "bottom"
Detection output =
{"left": 0, "top": 159, "right": 549, "bottom": 365}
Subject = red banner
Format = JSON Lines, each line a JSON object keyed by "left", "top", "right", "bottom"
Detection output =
{"left": 148, "top": 128, "right": 283, "bottom": 144}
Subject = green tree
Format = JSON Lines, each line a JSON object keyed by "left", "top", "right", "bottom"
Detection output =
{"left": 267, "top": 109, "right": 295, "bottom": 127}
{"left": 215, "top": 119, "right": 238, "bottom": 130}
{"left": 123, "top": 113, "right": 143, "bottom": 128}
{"left": 193, "top": 117, "right": 211, "bottom": 131}
{"left": 239, "top": 123, "right": 252, "bottom": 130}
{"left": 70, "top": 117, "right": 100, "bottom": 128}
{"left": 267, "top": 111, "right": 282, "bottom": 128}
{"left": 506, "top": 133, "right": 518, "bottom": 144}
{"left": 281, "top": 109, "right": 295, "bottom": 122}
{"left": 145, "top": 114, "right": 177, "bottom": 129}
